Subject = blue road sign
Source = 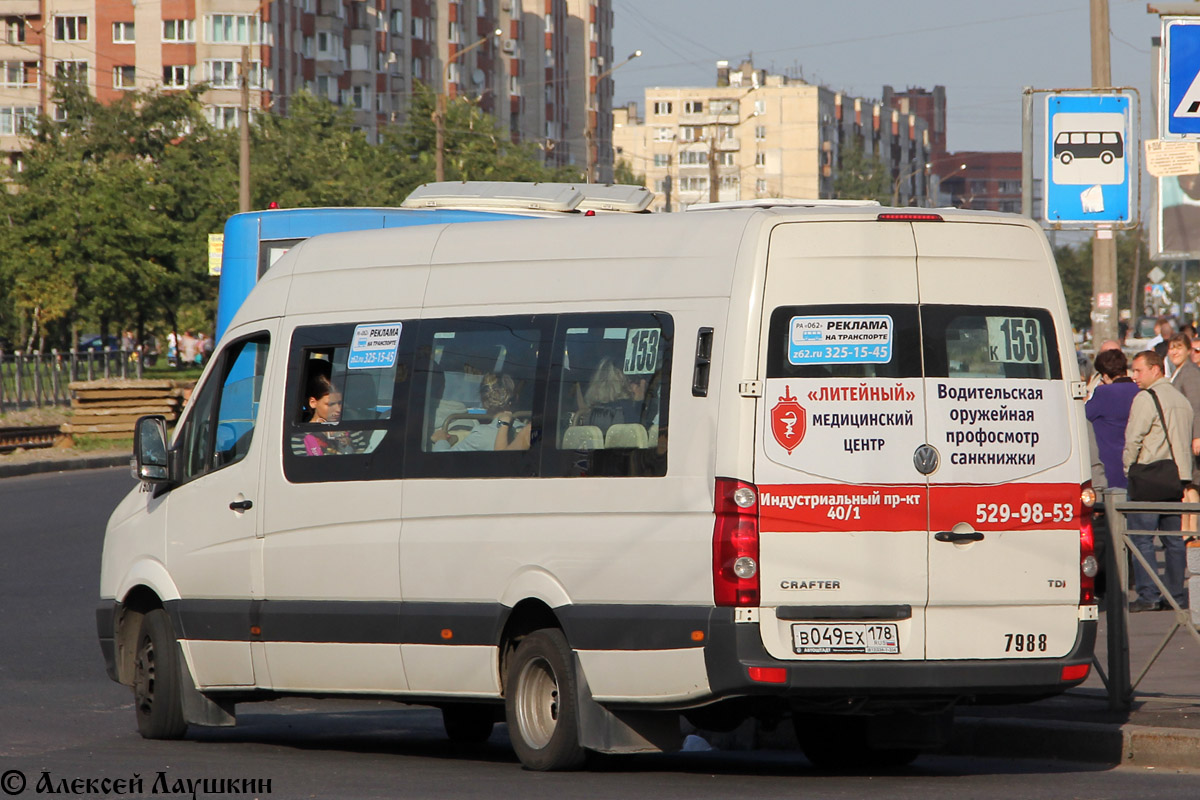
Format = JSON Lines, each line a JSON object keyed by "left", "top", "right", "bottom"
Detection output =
{"left": 1164, "top": 18, "right": 1200, "bottom": 138}
{"left": 1044, "top": 93, "right": 1133, "bottom": 226}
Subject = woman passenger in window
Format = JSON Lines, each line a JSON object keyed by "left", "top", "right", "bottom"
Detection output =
{"left": 302, "top": 372, "right": 352, "bottom": 456}
{"left": 430, "top": 372, "right": 531, "bottom": 452}
{"left": 576, "top": 358, "right": 644, "bottom": 433}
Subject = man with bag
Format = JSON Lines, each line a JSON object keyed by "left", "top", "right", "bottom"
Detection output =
{"left": 1123, "top": 351, "right": 1193, "bottom": 612}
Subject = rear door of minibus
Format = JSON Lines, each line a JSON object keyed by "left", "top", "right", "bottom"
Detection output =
{"left": 754, "top": 219, "right": 930, "bottom": 663}
{"left": 915, "top": 219, "right": 1082, "bottom": 661}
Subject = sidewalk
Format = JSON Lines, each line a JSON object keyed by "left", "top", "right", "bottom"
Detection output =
{"left": 4, "top": 454, "right": 1197, "bottom": 768}
{"left": 952, "top": 606, "right": 1200, "bottom": 768}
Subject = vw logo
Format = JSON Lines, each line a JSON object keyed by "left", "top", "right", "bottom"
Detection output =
{"left": 913, "top": 444, "right": 939, "bottom": 475}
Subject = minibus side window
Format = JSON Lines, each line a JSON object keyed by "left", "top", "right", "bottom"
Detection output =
{"left": 544, "top": 312, "right": 672, "bottom": 478}
{"left": 921, "top": 306, "right": 1061, "bottom": 380}
{"left": 178, "top": 334, "right": 270, "bottom": 484}
{"left": 406, "top": 315, "right": 550, "bottom": 479}
{"left": 282, "top": 322, "right": 410, "bottom": 483}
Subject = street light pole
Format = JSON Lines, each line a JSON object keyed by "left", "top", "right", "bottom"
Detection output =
{"left": 928, "top": 162, "right": 968, "bottom": 207}
{"left": 587, "top": 50, "right": 641, "bottom": 183}
{"left": 435, "top": 29, "right": 502, "bottom": 182}
{"left": 891, "top": 161, "right": 930, "bottom": 207}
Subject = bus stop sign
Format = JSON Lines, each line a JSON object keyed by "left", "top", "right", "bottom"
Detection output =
{"left": 1043, "top": 92, "right": 1133, "bottom": 226}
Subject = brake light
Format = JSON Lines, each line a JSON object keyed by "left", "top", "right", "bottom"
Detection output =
{"left": 1079, "top": 482, "right": 1098, "bottom": 605}
{"left": 713, "top": 477, "right": 760, "bottom": 607}
{"left": 877, "top": 212, "right": 944, "bottom": 222}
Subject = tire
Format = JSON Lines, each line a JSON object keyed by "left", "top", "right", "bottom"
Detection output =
{"left": 1101, "top": 151, "right": 1114, "bottom": 164}
{"left": 133, "top": 609, "right": 187, "bottom": 740}
{"left": 442, "top": 704, "right": 496, "bottom": 744}
{"left": 1059, "top": 152, "right": 1073, "bottom": 165}
{"left": 793, "top": 714, "right": 919, "bottom": 771}
{"left": 504, "top": 629, "right": 587, "bottom": 771}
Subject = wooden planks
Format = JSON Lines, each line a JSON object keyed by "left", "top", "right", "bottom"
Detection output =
{"left": 61, "top": 379, "right": 193, "bottom": 439}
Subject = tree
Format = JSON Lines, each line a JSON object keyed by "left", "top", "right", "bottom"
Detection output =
{"left": 3, "top": 80, "right": 221, "bottom": 349}
{"left": 390, "top": 83, "right": 581, "bottom": 186}
{"left": 832, "top": 141, "right": 890, "bottom": 204}
{"left": 1053, "top": 228, "right": 1150, "bottom": 334}
{"left": 613, "top": 157, "right": 644, "bottom": 187}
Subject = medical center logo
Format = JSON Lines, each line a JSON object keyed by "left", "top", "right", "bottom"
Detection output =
{"left": 770, "top": 386, "right": 806, "bottom": 454}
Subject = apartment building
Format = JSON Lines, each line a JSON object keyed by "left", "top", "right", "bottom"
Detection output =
{"left": 612, "top": 60, "right": 931, "bottom": 211}
{"left": 1, "top": 0, "right": 612, "bottom": 174}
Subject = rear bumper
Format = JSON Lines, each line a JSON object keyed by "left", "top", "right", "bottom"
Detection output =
{"left": 703, "top": 608, "right": 1097, "bottom": 704}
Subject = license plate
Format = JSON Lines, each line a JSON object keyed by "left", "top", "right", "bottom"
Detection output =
{"left": 792, "top": 622, "right": 900, "bottom": 654}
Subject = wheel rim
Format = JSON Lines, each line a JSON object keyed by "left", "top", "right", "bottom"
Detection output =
{"left": 514, "top": 655, "right": 560, "bottom": 749}
{"left": 134, "top": 633, "right": 158, "bottom": 717}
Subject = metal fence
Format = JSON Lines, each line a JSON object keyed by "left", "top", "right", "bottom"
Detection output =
{"left": 1096, "top": 489, "right": 1200, "bottom": 712}
{"left": 0, "top": 349, "right": 146, "bottom": 413}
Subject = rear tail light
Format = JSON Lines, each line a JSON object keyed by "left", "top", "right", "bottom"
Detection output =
{"left": 713, "top": 477, "right": 760, "bottom": 607}
{"left": 748, "top": 666, "right": 787, "bottom": 684}
{"left": 1061, "top": 663, "right": 1090, "bottom": 682}
{"left": 1079, "top": 482, "right": 1097, "bottom": 605}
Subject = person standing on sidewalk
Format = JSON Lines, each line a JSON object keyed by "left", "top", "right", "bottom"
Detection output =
{"left": 1123, "top": 350, "right": 1193, "bottom": 612}
{"left": 1167, "top": 333, "right": 1200, "bottom": 533}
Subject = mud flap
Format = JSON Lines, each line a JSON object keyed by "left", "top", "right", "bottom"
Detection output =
{"left": 573, "top": 654, "right": 682, "bottom": 754}
{"left": 177, "top": 642, "right": 237, "bottom": 727}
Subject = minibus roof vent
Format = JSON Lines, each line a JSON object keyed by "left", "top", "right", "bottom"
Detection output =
{"left": 686, "top": 199, "right": 882, "bottom": 211}
{"left": 574, "top": 183, "right": 655, "bottom": 213}
{"left": 402, "top": 181, "right": 584, "bottom": 213}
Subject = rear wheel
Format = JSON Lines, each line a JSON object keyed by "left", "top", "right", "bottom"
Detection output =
{"left": 133, "top": 609, "right": 187, "bottom": 739}
{"left": 441, "top": 704, "right": 496, "bottom": 743}
{"left": 504, "top": 629, "right": 587, "bottom": 771}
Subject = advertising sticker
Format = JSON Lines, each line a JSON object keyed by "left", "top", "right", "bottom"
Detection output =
{"left": 347, "top": 322, "right": 403, "bottom": 370}
{"left": 788, "top": 315, "right": 893, "bottom": 365}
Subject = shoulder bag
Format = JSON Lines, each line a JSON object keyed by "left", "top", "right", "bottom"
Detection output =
{"left": 1126, "top": 388, "right": 1185, "bottom": 502}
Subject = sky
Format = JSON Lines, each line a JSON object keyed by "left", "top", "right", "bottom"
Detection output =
{"left": 610, "top": 0, "right": 1166, "bottom": 155}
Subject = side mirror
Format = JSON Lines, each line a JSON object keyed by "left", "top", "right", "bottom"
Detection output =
{"left": 133, "top": 415, "right": 171, "bottom": 483}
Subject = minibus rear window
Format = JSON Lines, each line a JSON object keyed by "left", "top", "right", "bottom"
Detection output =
{"left": 766, "top": 304, "right": 922, "bottom": 379}
{"left": 922, "top": 305, "right": 1061, "bottom": 380}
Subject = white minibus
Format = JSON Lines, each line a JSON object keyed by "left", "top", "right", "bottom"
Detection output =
{"left": 98, "top": 204, "right": 1097, "bottom": 770}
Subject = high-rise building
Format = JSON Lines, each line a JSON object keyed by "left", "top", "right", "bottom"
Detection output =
{"left": 612, "top": 59, "right": 931, "bottom": 211}
{"left": 1, "top": 0, "right": 612, "bottom": 175}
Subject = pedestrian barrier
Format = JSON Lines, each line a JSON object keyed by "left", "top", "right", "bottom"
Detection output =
{"left": 1098, "top": 488, "right": 1200, "bottom": 712}
{"left": 0, "top": 349, "right": 144, "bottom": 413}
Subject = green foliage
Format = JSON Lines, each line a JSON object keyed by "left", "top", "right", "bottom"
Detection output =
{"left": 0, "top": 83, "right": 567, "bottom": 350}
{"left": 390, "top": 83, "right": 581, "bottom": 184}
{"left": 832, "top": 140, "right": 891, "bottom": 204}
{"left": 613, "top": 158, "right": 644, "bottom": 187}
{"left": 1053, "top": 228, "right": 1150, "bottom": 332}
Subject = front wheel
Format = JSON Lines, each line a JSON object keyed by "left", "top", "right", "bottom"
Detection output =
{"left": 504, "top": 629, "right": 587, "bottom": 771}
{"left": 133, "top": 609, "right": 187, "bottom": 739}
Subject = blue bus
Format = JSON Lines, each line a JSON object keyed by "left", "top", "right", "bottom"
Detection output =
{"left": 214, "top": 183, "right": 652, "bottom": 340}
{"left": 215, "top": 207, "right": 527, "bottom": 341}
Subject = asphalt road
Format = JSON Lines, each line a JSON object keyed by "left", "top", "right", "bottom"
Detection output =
{"left": 0, "top": 467, "right": 1196, "bottom": 799}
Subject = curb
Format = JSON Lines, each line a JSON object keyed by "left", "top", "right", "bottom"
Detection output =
{"left": 951, "top": 717, "right": 1200, "bottom": 769}
{"left": 0, "top": 454, "right": 129, "bottom": 480}
{"left": 739, "top": 715, "right": 1200, "bottom": 769}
